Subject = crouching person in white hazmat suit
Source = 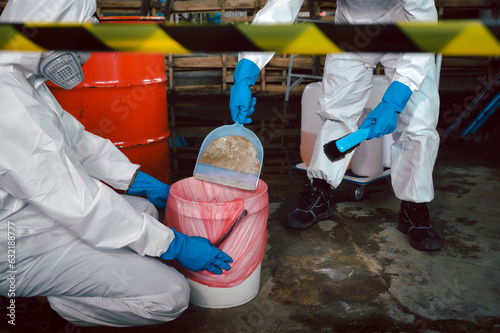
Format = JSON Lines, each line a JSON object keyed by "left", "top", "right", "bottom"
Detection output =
{"left": 230, "top": 0, "right": 443, "bottom": 251}
{"left": 0, "top": 0, "right": 232, "bottom": 329}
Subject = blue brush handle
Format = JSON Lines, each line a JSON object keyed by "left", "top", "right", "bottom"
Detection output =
{"left": 336, "top": 127, "right": 371, "bottom": 153}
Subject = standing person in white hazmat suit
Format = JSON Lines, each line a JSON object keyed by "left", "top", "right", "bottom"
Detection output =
{"left": 229, "top": 0, "right": 443, "bottom": 251}
{"left": 0, "top": 0, "right": 232, "bottom": 329}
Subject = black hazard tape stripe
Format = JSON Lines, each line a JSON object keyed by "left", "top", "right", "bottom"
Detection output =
{"left": 486, "top": 24, "right": 500, "bottom": 41}
{"left": 160, "top": 25, "right": 261, "bottom": 52}
{"left": 11, "top": 24, "right": 111, "bottom": 51}
{"left": 315, "top": 22, "right": 423, "bottom": 53}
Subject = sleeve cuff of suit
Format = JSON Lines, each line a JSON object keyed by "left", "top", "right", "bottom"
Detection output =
{"left": 114, "top": 163, "right": 141, "bottom": 191}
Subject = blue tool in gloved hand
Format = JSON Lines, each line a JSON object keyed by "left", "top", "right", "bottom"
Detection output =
{"left": 359, "top": 81, "right": 413, "bottom": 140}
{"left": 229, "top": 59, "right": 260, "bottom": 124}
{"left": 161, "top": 229, "right": 233, "bottom": 275}
{"left": 127, "top": 171, "right": 170, "bottom": 208}
{"left": 323, "top": 81, "right": 412, "bottom": 163}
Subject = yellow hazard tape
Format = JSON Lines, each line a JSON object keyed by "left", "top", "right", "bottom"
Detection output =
{"left": 0, "top": 20, "right": 499, "bottom": 55}
{"left": 237, "top": 23, "right": 343, "bottom": 55}
{"left": 0, "top": 25, "right": 46, "bottom": 52}
{"left": 398, "top": 20, "right": 500, "bottom": 57}
{"left": 85, "top": 23, "right": 190, "bottom": 53}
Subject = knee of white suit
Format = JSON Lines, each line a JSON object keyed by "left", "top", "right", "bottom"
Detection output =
{"left": 48, "top": 277, "right": 190, "bottom": 327}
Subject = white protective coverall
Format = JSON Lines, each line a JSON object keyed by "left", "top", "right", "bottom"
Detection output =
{"left": 241, "top": 0, "right": 440, "bottom": 203}
{"left": 0, "top": 0, "right": 189, "bottom": 327}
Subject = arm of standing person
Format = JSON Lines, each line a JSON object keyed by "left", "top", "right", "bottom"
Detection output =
{"left": 359, "top": 0, "right": 438, "bottom": 139}
{"left": 230, "top": 0, "right": 305, "bottom": 124}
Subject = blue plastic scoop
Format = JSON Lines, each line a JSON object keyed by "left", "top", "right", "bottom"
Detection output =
{"left": 193, "top": 121, "right": 264, "bottom": 191}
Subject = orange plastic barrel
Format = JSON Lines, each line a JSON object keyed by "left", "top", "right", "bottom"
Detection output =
{"left": 48, "top": 17, "right": 171, "bottom": 184}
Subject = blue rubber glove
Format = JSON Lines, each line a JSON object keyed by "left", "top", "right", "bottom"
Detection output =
{"left": 229, "top": 59, "right": 260, "bottom": 124}
{"left": 127, "top": 171, "right": 170, "bottom": 208}
{"left": 161, "top": 229, "right": 233, "bottom": 274}
{"left": 360, "top": 81, "right": 413, "bottom": 140}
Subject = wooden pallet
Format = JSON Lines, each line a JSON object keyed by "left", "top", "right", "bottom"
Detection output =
{"left": 1, "top": 0, "right": 498, "bottom": 18}
{"left": 166, "top": 53, "right": 325, "bottom": 96}
{"left": 96, "top": 0, "right": 262, "bottom": 22}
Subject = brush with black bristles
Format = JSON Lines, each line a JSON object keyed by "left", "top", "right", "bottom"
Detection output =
{"left": 323, "top": 124, "right": 373, "bottom": 163}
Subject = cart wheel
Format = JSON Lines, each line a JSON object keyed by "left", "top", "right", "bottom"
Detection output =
{"left": 352, "top": 185, "right": 365, "bottom": 201}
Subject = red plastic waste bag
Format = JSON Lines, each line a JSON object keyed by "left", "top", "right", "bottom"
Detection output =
{"left": 165, "top": 177, "right": 268, "bottom": 288}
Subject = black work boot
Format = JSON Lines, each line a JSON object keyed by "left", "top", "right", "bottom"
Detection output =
{"left": 283, "top": 178, "right": 334, "bottom": 230}
{"left": 398, "top": 201, "right": 442, "bottom": 251}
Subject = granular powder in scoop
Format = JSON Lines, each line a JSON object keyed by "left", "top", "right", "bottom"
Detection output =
{"left": 199, "top": 135, "right": 260, "bottom": 174}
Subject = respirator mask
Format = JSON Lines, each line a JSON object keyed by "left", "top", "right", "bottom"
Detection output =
{"left": 38, "top": 51, "right": 91, "bottom": 90}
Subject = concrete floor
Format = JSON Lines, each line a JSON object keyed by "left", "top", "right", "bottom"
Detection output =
{"left": 4, "top": 97, "right": 500, "bottom": 333}
{"left": 80, "top": 133, "right": 498, "bottom": 332}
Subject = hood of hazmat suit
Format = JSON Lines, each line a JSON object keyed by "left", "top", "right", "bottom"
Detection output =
{"left": 0, "top": 0, "right": 174, "bottom": 256}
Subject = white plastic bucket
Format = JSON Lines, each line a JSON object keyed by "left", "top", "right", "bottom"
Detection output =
{"left": 300, "top": 81, "right": 324, "bottom": 167}
{"left": 188, "top": 263, "right": 262, "bottom": 308}
{"left": 383, "top": 134, "right": 395, "bottom": 168}
{"left": 164, "top": 177, "right": 269, "bottom": 308}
